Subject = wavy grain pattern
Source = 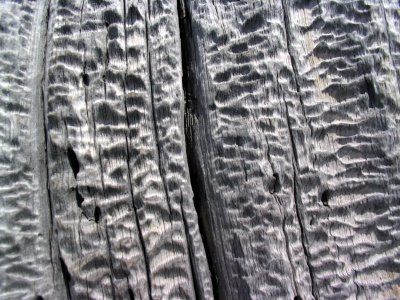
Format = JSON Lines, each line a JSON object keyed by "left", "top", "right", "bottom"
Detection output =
{"left": 0, "top": 0, "right": 399, "bottom": 299}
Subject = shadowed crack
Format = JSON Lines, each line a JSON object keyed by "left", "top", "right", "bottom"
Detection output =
{"left": 178, "top": 0, "right": 219, "bottom": 298}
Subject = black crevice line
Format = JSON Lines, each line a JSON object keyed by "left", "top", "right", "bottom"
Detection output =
{"left": 41, "top": 0, "right": 52, "bottom": 240}
{"left": 280, "top": 2, "right": 318, "bottom": 298}
{"left": 79, "top": 0, "right": 90, "bottom": 125}
{"left": 82, "top": 61, "right": 90, "bottom": 122}
{"left": 292, "top": 164, "right": 318, "bottom": 300}
{"left": 98, "top": 147, "right": 105, "bottom": 195}
{"left": 59, "top": 256, "right": 72, "bottom": 300}
{"left": 179, "top": 189, "right": 200, "bottom": 300}
{"left": 41, "top": 85, "right": 53, "bottom": 254}
{"left": 177, "top": 1, "right": 200, "bottom": 299}
{"left": 277, "top": 92, "right": 302, "bottom": 298}
{"left": 42, "top": 3, "right": 77, "bottom": 299}
{"left": 124, "top": 132, "right": 153, "bottom": 300}
{"left": 281, "top": 0, "right": 312, "bottom": 135}
{"left": 177, "top": 0, "right": 219, "bottom": 299}
{"left": 128, "top": 287, "right": 135, "bottom": 300}
{"left": 105, "top": 225, "right": 117, "bottom": 300}
{"left": 378, "top": 0, "right": 400, "bottom": 92}
{"left": 122, "top": 3, "right": 153, "bottom": 299}
{"left": 79, "top": 0, "right": 85, "bottom": 34}
{"left": 281, "top": 87, "right": 318, "bottom": 300}
{"left": 40, "top": 0, "right": 59, "bottom": 289}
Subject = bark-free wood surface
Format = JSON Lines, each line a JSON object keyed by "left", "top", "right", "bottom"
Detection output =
{"left": 0, "top": 1, "right": 399, "bottom": 299}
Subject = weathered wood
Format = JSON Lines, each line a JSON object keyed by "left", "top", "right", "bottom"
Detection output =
{"left": 0, "top": 0, "right": 399, "bottom": 299}
{"left": 183, "top": 0, "right": 400, "bottom": 299}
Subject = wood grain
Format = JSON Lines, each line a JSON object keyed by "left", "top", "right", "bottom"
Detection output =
{"left": 0, "top": 0, "right": 399, "bottom": 299}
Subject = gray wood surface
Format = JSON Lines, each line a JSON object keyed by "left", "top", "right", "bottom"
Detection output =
{"left": 0, "top": 1, "right": 399, "bottom": 299}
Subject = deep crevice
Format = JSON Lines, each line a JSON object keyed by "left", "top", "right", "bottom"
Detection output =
{"left": 82, "top": 73, "right": 90, "bottom": 86}
{"left": 177, "top": 0, "right": 219, "bottom": 299}
{"left": 177, "top": 2, "right": 202, "bottom": 300}
{"left": 59, "top": 257, "right": 72, "bottom": 300}
{"left": 94, "top": 206, "right": 101, "bottom": 223}
{"left": 177, "top": 1, "right": 203, "bottom": 299}
{"left": 75, "top": 188, "right": 84, "bottom": 207}
{"left": 363, "top": 76, "right": 382, "bottom": 109}
{"left": 180, "top": 190, "right": 200, "bottom": 300}
{"left": 183, "top": 104, "right": 220, "bottom": 300}
{"left": 271, "top": 173, "right": 281, "bottom": 194}
{"left": 40, "top": 0, "right": 57, "bottom": 285}
{"left": 41, "top": 86, "right": 53, "bottom": 235}
{"left": 67, "top": 145, "right": 80, "bottom": 178}
{"left": 128, "top": 287, "right": 135, "bottom": 300}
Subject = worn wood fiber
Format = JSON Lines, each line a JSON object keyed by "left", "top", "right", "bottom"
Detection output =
{"left": 0, "top": 0, "right": 399, "bottom": 299}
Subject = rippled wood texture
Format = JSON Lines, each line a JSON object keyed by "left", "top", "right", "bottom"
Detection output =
{"left": 0, "top": 0, "right": 399, "bottom": 299}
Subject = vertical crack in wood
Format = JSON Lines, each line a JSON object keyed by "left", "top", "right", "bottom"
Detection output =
{"left": 292, "top": 164, "right": 318, "bottom": 300}
{"left": 281, "top": 85, "right": 318, "bottom": 299}
{"left": 178, "top": 0, "right": 218, "bottom": 298}
{"left": 378, "top": 0, "right": 400, "bottom": 91}
{"left": 280, "top": 1, "right": 319, "bottom": 298}
{"left": 79, "top": 0, "right": 85, "bottom": 34}
{"left": 179, "top": 189, "right": 200, "bottom": 300}
{"left": 176, "top": 1, "right": 200, "bottom": 299}
{"left": 39, "top": 1, "right": 64, "bottom": 294}
{"left": 105, "top": 226, "right": 117, "bottom": 300}
{"left": 59, "top": 256, "right": 72, "bottom": 300}
{"left": 41, "top": 0, "right": 52, "bottom": 246}
{"left": 281, "top": 71, "right": 318, "bottom": 300}
{"left": 281, "top": 0, "right": 312, "bottom": 134}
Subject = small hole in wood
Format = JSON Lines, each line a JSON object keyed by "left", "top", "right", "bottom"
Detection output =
{"left": 294, "top": 296, "right": 303, "bottom": 300}
{"left": 82, "top": 73, "right": 89, "bottom": 86}
{"left": 36, "top": 296, "right": 44, "bottom": 300}
{"left": 67, "top": 145, "right": 80, "bottom": 178}
{"left": 272, "top": 173, "right": 281, "bottom": 193}
{"left": 94, "top": 206, "right": 101, "bottom": 223}
{"left": 269, "top": 173, "right": 281, "bottom": 194}
{"left": 321, "top": 190, "right": 329, "bottom": 207}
